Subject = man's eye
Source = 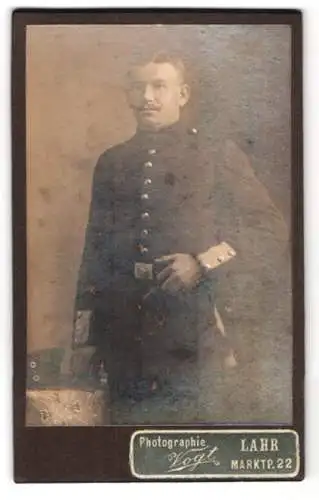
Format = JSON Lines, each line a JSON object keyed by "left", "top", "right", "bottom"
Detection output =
{"left": 130, "top": 83, "right": 144, "bottom": 92}
{"left": 153, "top": 82, "right": 166, "bottom": 90}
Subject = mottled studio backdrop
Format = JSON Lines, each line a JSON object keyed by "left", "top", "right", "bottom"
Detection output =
{"left": 26, "top": 25, "right": 292, "bottom": 421}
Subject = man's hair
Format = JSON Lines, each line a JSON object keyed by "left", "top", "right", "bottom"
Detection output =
{"left": 127, "top": 51, "right": 187, "bottom": 83}
{"left": 149, "top": 51, "right": 187, "bottom": 82}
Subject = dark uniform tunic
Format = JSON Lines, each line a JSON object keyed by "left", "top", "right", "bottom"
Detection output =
{"left": 73, "top": 120, "right": 288, "bottom": 424}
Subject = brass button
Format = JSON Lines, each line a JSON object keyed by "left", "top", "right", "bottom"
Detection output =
{"left": 148, "top": 149, "right": 156, "bottom": 155}
{"left": 32, "top": 375, "right": 40, "bottom": 382}
{"left": 144, "top": 178, "right": 152, "bottom": 186}
{"left": 144, "top": 161, "right": 153, "bottom": 168}
{"left": 140, "top": 247, "right": 148, "bottom": 254}
{"left": 141, "top": 212, "right": 150, "bottom": 220}
{"left": 190, "top": 127, "right": 198, "bottom": 135}
{"left": 30, "top": 361, "right": 37, "bottom": 369}
{"left": 204, "top": 262, "right": 213, "bottom": 270}
{"left": 141, "top": 193, "right": 149, "bottom": 200}
{"left": 141, "top": 229, "right": 149, "bottom": 237}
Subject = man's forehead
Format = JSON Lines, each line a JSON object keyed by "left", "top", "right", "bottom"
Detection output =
{"left": 129, "top": 62, "right": 182, "bottom": 82}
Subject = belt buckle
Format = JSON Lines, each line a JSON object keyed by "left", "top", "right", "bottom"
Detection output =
{"left": 134, "top": 262, "right": 153, "bottom": 280}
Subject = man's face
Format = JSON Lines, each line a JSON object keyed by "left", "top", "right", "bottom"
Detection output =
{"left": 126, "top": 62, "right": 190, "bottom": 131}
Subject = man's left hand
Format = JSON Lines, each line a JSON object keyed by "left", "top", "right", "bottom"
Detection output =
{"left": 154, "top": 253, "right": 202, "bottom": 294}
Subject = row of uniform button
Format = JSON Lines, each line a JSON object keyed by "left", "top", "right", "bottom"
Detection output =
{"left": 139, "top": 149, "right": 157, "bottom": 257}
{"left": 137, "top": 132, "right": 198, "bottom": 257}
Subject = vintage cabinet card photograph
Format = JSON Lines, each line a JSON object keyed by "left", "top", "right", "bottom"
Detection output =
{"left": 12, "top": 9, "right": 304, "bottom": 481}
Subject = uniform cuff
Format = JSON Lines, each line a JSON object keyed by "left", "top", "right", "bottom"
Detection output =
{"left": 196, "top": 241, "right": 237, "bottom": 272}
{"left": 73, "top": 310, "right": 93, "bottom": 346}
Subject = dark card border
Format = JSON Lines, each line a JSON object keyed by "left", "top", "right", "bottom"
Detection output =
{"left": 12, "top": 8, "right": 304, "bottom": 482}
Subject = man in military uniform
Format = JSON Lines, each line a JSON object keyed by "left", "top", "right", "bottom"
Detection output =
{"left": 73, "top": 53, "right": 288, "bottom": 424}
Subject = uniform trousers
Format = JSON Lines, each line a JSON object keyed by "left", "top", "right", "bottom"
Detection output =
{"left": 91, "top": 282, "right": 216, "bottom": 425}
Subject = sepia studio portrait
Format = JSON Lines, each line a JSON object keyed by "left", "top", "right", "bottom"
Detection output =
{"left": 25, "top": 24, "right": 292, "bottom": 427}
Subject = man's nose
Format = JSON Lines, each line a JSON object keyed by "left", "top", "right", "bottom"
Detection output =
{"left": 143, "top": 84, "right": 155, "bottom": 102}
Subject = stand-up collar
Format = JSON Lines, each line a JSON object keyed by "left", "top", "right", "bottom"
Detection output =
{"left": 134, "top": 119, "right": 194, "bottom": 149}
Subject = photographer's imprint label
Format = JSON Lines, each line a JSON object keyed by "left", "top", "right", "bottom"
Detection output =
{"left": 130, "top": 429, "right": 299, "bottom": 479}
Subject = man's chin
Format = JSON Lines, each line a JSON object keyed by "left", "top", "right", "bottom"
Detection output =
{"left": 137, "top": 115, "right": 161, "bottom": 131}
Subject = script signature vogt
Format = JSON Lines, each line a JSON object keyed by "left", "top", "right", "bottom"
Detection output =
{"left": 167, "top": 445, "right": 220, "bottom": 472}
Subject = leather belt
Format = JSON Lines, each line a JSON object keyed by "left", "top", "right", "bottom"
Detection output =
{"left": 134, "top": 262, "right": 153, "bottom": 280}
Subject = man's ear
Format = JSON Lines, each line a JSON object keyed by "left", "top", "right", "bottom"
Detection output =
{"left": 179, "top": 83, "right": 190, "bottom": 107}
